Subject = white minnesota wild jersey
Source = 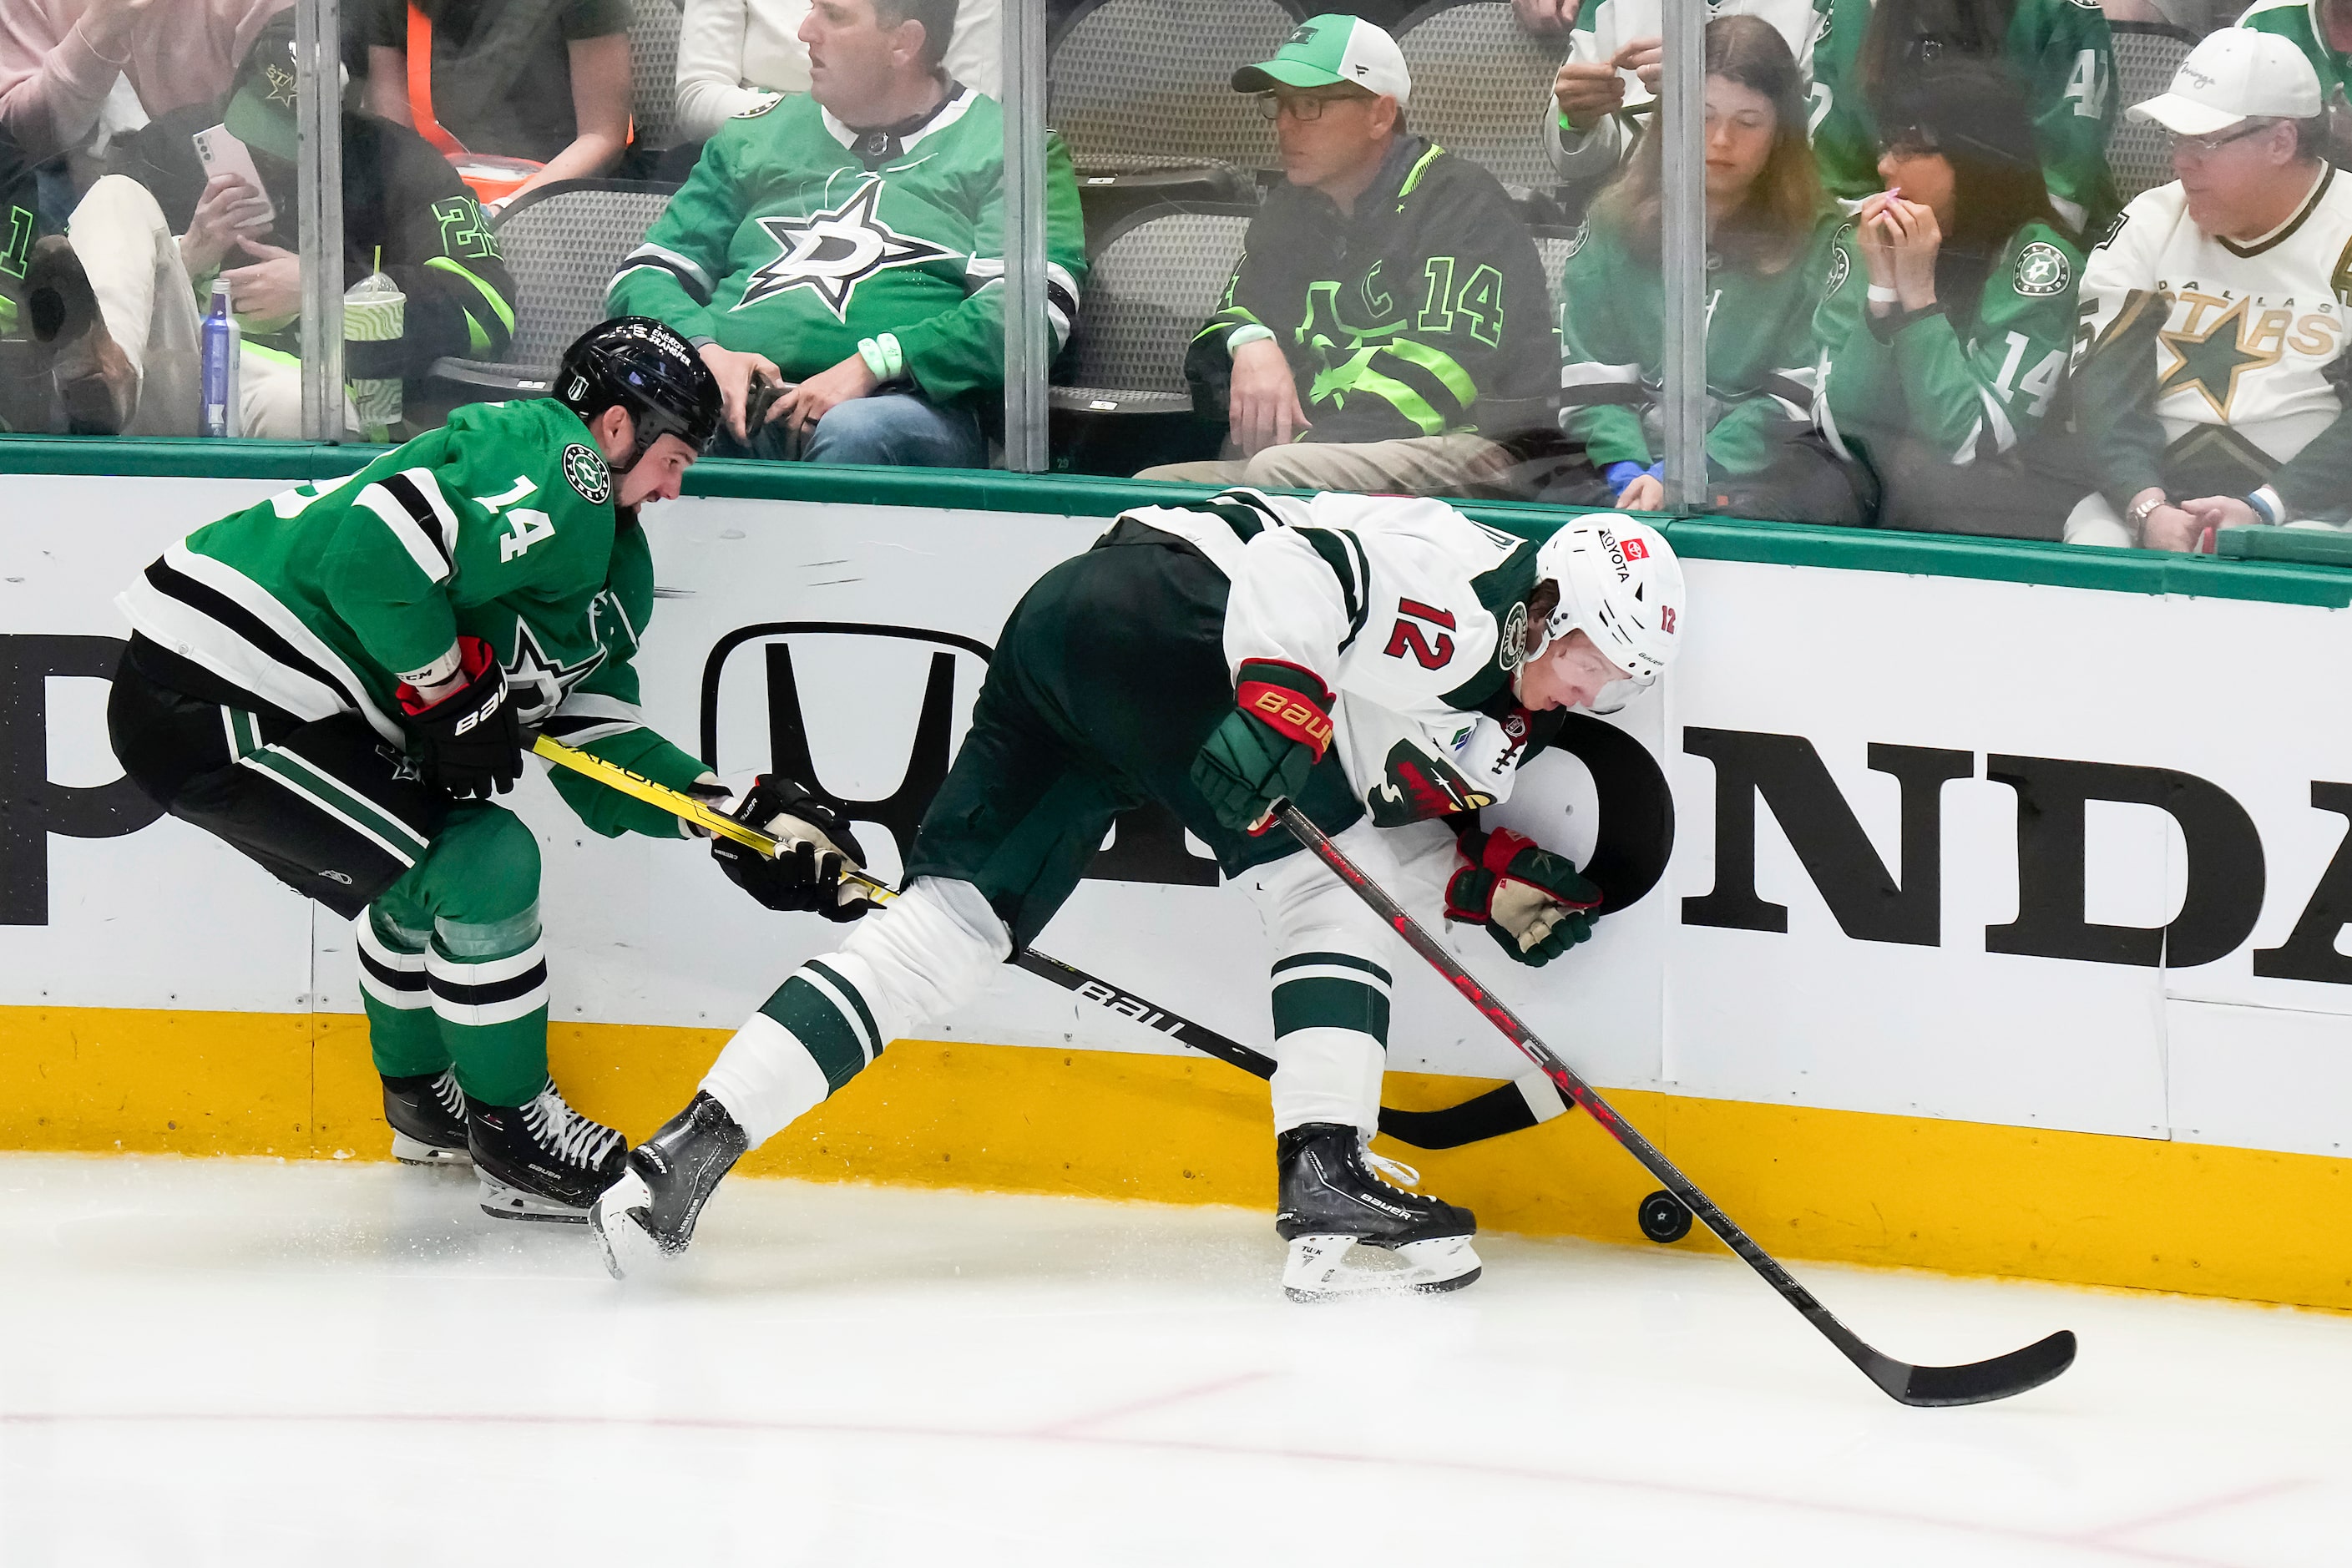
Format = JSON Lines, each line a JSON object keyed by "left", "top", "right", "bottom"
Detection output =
{"left": 1545, "top": 0, "right": 1828, "bottom": 182}
{"left": 1125, "top": 489, "right": 1550, "bottom": 827}
{"left": 2076, "top": 167, "right": 2352, "bottom": 464}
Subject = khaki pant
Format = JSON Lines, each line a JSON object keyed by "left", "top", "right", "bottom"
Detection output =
{"left": 1136, "top": 432, "right": 1520, "bottom": 498}
{"left": 71, "top": 175, "right": 351, "bottom": 439}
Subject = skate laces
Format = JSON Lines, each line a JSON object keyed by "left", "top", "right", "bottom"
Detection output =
{"left": 430, "top": 1070, "right": 465, "bottom": 1120}
{"left": 1361, "top": 1144, "right": 1423, "bottom": 1192}
{"left": 524, "top": 1083, "right": 623, "bottom": 1170}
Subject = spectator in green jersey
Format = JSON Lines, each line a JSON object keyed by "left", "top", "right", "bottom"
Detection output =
{"left": 1556, "top": 15, "right": 1871, "bottom": 525}
{"left": 608, "top": 0, "right": 1085, "bottom": 468}
{"left": 1812, "top": 0, "right": 2119, "bottom": 237}
{"left": 1813, "top": 60, "right": 2086, "bottom": 537}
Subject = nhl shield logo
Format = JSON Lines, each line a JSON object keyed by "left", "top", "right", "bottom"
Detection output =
{"left": 563, "top": 443, "right": 611, "bottom": 504}
{"left": 2013, "top": 241, "right": 2071, "bottom": 298}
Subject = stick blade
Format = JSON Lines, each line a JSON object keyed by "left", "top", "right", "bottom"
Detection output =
{"left": 1865, "top": 1329, "right": 2077, "bottom": 1408}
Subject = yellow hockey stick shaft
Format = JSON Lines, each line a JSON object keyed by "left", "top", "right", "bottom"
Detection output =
{"left": 529, "top": 735, "right": 894, "bottom": 898}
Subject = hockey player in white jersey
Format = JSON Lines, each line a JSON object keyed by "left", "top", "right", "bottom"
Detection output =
{"left": 592, "top": 488, "right": 1685, "bottom": 1297}
{"left": 2067, "top": 29, "right": 2352, "bottom": 549}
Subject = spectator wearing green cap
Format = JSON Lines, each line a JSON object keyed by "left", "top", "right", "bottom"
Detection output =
{"left": 1138, "top": 14, "right": 1558, "bottom": 499}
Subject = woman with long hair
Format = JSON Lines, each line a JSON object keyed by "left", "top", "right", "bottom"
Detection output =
{"left": 1811, "top": 0, "right": 2117, "bottom": 236}
{"left": 1556, "top": 14, "right": 1869, "bottom": 524}
{"left": 1813, "top": 59, "right": 2085, "bottom": 536}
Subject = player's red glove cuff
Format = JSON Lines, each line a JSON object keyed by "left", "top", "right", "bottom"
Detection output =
{"left": 396, "top": 634, "right": 499, "bottom": 716}
{"left": 1233, "top": 659, "right": 1335, "bottom": 761}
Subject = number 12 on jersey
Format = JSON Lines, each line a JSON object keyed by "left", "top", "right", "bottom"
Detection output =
{"left": 1384, "top": 599, "right": 1457, "bottom": 670}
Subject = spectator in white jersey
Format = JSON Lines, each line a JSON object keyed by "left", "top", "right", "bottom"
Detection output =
{"left": 2066, "top": 29, "right": 2352, "bottom": 549}
{"left": 674, "top": 0, "right": 1001, "bottom": 141}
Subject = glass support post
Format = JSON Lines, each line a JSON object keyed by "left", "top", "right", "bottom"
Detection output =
{"left": 1657, "top": 0, "right": 1707, "bottom": 512}
{"left": 999, "top": 0, "right": 1050, "bottom": 473}
{"left": 296, "top": 0, "right": 344, "bottom": 443}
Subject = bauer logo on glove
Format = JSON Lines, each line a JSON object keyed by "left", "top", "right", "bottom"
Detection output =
{"left": 1442, "top": 826, "right": 1601, "bottom": 967}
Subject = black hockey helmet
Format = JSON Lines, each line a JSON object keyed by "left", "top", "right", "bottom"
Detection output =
{"left": 555, "top": 316, "right": 723, "bottom": 471}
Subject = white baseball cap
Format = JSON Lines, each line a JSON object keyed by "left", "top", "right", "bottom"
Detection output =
{"left": 2128, "top": 28, "right": 2321, "bottom": 137}
{"left": 1233, "top": 15, "right": 1412, "bottom": 107}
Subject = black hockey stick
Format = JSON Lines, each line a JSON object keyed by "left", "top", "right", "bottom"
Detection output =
{"left": 1274, "top": 802, "right": 2077, "bottom": 1408}
{"left": 1009, "top": 948, "right": 1568, "bottom": 1151}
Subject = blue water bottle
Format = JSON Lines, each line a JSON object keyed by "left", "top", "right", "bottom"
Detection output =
{"left": 200, "top": 278, "right": 240, "bottom": 438}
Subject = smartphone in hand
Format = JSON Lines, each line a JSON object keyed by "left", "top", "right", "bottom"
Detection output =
{"left": 191, "top": 124, "right": 278, "bottom": 230}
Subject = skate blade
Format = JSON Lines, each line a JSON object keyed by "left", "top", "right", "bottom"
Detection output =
{"left": 391, "top": 1132, "right": 473, "bottom": 1167}
{"left": 476, "top": 1174, "right": 590, "bottom": 1226}
{"left": 1282, "top": 1233, "right": 1483, "bottom": 1302}
{"left": 589, "top": 1173, "right": 665, "bottom": 1280}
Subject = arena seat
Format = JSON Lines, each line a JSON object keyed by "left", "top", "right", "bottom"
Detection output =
{"left": 2108, "top": 22, "right": 2196, "bottom": 205}
{"left": 630, "top": 0, "right": 686, "bottom": 154}
{"left": 1395, "top": 0, "right": 1569, "bottom": 197}
{"left": 431, "top": 180, "right": 679, "bottom": 398}
{"left": 1047, "top": 0, "right": 1302, "bottom": 195}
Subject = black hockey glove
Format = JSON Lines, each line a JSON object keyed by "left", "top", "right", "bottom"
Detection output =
{"left": 396, "top": 635, "right": 523, "bottom": 799}
{"left": 1190, "top": 661, "right": 1335, "bottom": 833}
{"left": 1443, "top": 826, "right": 1600, "bottom": 968}
{"left": 711, "top": 775, "right": 878, "bottom": 922}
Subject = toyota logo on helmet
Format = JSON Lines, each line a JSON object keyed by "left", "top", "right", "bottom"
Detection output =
{"left": 1530, "top": 518, "right": 1686, "bottom": 693}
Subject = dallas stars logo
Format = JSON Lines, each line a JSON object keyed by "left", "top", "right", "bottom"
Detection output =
{"left": 504, "top": 620, "right": 605, "bottom": 728}
{"left": 2158, "top": 296, "right": 2274, "bottom": 420}
{"left": 735, "top": 180, "right": 953, "bottom": 321}
{"left": 261, "top": 62, "right": 297, "bottom": 109}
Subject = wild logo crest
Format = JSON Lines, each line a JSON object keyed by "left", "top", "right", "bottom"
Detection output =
{"left": 736, "top": 179, "right": 955, "bottom": 321}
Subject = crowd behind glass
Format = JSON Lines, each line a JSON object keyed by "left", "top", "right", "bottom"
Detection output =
{"left": 3, "top": 0, "right": 2348, "bottom": 554}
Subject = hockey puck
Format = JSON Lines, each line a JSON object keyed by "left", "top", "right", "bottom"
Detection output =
{"left": 1636, "top": 1190, "right": 1692, "bottom": 1244}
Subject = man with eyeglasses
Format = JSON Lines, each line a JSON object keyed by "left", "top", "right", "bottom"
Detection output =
{"left": 2066, "top": 28, "right": 2352, "bottom": 549}
{"left": 1138, "top": 15, "right": 1557, "bottom": 499}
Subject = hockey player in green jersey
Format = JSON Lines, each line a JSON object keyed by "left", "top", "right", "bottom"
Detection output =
{"left": 1557, "top": 17, "right": 1869, "bottom": 524}
{"left": 107, "top": 318, "right": 873, "bottom": 1221}
{"left": 607, "top": 0, "right": 1084, "bottom": 469}
{"left": 593, "top": 489, "right": 1687, "bottom": 1300}
{"left": 1809, "top": 0, "right": 2117, "bottom": 238}
{"left": 1813, "top": 61, "right": 2085, "bottom": 536}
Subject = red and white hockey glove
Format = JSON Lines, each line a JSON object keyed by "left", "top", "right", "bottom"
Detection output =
{"left": 1190, "top": 660, "right": 1335, "bottom": 833}
{"left": 395, "top": 635, "right": 523, "bottom": 799}
{"left": 1444, "top": 826, "right": 1601, "bottom": 968}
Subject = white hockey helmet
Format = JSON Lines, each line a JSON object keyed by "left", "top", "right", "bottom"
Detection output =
{"left": 1530, "top": 518, "right": 1686, "bottom": 697}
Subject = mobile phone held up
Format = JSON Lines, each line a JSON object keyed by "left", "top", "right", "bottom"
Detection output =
{"left": 191, "top": 124, "right": 278, "bottom": 232}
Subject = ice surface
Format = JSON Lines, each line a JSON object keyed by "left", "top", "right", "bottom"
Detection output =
{"left": 0, "top": 1153, "right": 2340, "bottom": 1565}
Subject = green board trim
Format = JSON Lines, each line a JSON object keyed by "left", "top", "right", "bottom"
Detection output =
{"left": 7, "top": 434, "right": 2350, "bottom": 609}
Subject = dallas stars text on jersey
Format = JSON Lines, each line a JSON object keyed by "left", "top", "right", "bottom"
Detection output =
{"left": 607, "top": 85, "right": 1086, "bottom": 402}
{"left": 115, "top": 398, "right": 708, "bottom": 839}
{"left": 2073, "top": 164, "right": 2352, "bottom": 517}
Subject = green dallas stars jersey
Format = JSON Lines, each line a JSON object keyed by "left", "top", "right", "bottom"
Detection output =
{"left": 2240, "top": 0, "right": 2352, "bottom": 108}
{"left": 1813, "top": 218, "right": 2083, "bottom": 467}
{"left": 115, "top": 397, "right": 706, "bottom": 839}
{"left": 1557, "top": 212, "right": 1840, "bottom": 476}
{"left": 1808, "top": 0, "right": 2117, "bottom": 235}
{"left": 607, "top": 85, "right": 1085, "bottom": 403}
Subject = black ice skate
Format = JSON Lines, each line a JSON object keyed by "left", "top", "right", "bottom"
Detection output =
{"left": 466, "top": 1080, "right": 627, "bottom": 1224}
{"left": 383, "top": 1069, "right": 473, "bottom": 1166}
{"left": 590, "top": 1092, "right": 750, "bottom": 1279}
{"left": 1276, "top": 1122, "right": 1481, "bottom": 1302}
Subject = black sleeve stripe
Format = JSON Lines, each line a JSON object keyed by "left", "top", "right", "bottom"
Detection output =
{"left": 1046, "top": 279, "right": 1079, "bottom": 323}
{"left": 1366, "top": 348, "right": 1471, "bottom": 427}
{"left": 610, "top": 257, "right": 712, "bottom": 307}
{"left": 143, "top": 559, "right": 369, "bottom": 715}
{"left": 379, "top": 473, "right": 452, "bottom": 570}
{"left": 1297, "top": 526, "right": 1370, "bottom": 652}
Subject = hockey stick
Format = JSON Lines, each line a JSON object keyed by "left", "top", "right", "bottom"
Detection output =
{"left": 1272, "top": 802, "right": 2077, "bottom": 1409}
{"left": 527, "top": 736, "right": 1550, "bottom": 1149}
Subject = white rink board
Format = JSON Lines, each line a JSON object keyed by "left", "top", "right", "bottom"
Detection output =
{"left": 7, "top": 477, "right": 2352, "bottom": 1158}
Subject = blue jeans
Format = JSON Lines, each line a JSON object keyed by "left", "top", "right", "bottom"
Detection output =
{"left": 711, "top": 392, "right": 985, "bottom": 468}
